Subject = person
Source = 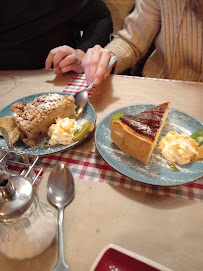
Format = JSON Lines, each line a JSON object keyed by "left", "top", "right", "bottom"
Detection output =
{"left": 0, "top": 0, "right": 113, "bottom": 71}
{"left": 82, "top": 0, "right": 203, "bottom": 84}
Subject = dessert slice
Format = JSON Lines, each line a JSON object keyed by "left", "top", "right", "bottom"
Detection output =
{"left": 111, "top": 102, "right": 170, "bottom": 164}
{"left": 12, "top": 93, "right": 76, "bottom": 146}
{"left": 0, "top": 116, "right": 20, "bottom": 144}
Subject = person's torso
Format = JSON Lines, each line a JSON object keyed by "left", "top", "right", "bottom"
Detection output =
{"left": 143, "top": 0, "right": 203, "bottom": 82}
{"left": 0, "top": 0, "right": 85, "bottom": 69}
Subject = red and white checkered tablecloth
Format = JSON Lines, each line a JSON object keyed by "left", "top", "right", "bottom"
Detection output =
{"left": 36, "top": 149, "right": 203, "bottom": 201}
{"left": 38, "top": 73, "right": 202, "bottom": 202}
{"left": 6, "top": 73, "right": 200, "bottom": 201}
{"left": 63, "top": 73, "right": 94, "bottom": 96}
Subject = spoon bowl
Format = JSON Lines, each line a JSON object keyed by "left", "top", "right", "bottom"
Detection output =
{"left": 74, "top": 83, "right": 93, "bottom": 116}
{"left": 47, "top": 164, "right": 74, "bottom": 207}
{"left": 74, "top": 55, "right": 118, "bottom": 116}
{"left": 47, "top": 164, "right": 74, "bottom": 271}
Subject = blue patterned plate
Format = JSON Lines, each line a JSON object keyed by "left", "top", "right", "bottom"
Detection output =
{"left": 95, "top": 105, "right": 203, "bottom": 186}
{"left": 0, "top": 92, "right": 96, "bottom": 156}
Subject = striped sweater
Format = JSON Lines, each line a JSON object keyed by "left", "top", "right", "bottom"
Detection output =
{"left": 106, "top": 0, "right": 203, "bottom": 82}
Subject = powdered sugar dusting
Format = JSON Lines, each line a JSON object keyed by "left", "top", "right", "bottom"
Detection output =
{"left": 95, "top": 105, "right": 203, "bottom": 186}
{"left": 34, "top": 93, "right": 66, "bottom": 109}
{"left": 0, "top": 92, "right": 96, "bottom": 156}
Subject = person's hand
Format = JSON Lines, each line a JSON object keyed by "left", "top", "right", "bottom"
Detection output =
{"left": 82, "top": 45, "right": 115, "bottom": 85}
{"left": 45, "top": 46, "right": 85, "bottom": 74}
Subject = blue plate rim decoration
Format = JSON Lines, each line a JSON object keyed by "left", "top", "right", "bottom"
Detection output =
{"left": 0, "top": 92, "right": 96, "bottom": 156}
{"left": 95, "top": 104, "right": 203, "bottom": 186}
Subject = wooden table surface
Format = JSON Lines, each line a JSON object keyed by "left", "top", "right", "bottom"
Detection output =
{"left": 0, "top": 70, "right": 203, "bottom": 271}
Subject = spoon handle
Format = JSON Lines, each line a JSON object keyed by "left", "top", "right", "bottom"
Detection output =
{"left": 85, "top": 55, "right": 118, "bottom": 92}
{"left": 86, "top": 82, "right": 95, "bottom": 92}
{"left": 54, "top": 206, "right": 69, "bottom": 271}
{"left": 107, "top": 55, "right": 117, "bottom": 70}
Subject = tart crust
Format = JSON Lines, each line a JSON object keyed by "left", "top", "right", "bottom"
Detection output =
{"left": 111, "top": 102, "right": 170, "bottom": 164}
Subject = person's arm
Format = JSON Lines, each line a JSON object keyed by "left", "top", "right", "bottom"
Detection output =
{"left": 72, "top": 0, "right": 113, "bottom": 52}
{"left": 82, "top": 0, "right": 161, "bottom": 85}
{"left": 45, "top": 0, "right": 113, "bottom": 74}
{"left": 45, "top": 46, "right": 85, "bottom": 74}
{"left": 106, "top": 0, "right": 161, "bottom": 74}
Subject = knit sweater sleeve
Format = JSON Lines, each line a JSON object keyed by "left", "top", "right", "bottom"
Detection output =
{"left": 105, "top": 0, "right": 161, "bottom": 74}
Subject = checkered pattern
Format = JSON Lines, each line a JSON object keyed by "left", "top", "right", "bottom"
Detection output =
{"left": 62, "top": 73, "right": 203, "bottom": 201}
{"left": 36, "top": 149, "right": 203, "bottom": 201}
{"left": 2, "top": 74, "right": 202, "bottom": 201}
{"left": 63, "top": 73, "right": 94, "bottom": 96}
{"left": 63, "top": 73, "right": 203, "bottom": 95}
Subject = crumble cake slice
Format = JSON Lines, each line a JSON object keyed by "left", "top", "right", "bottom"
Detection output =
{"left": 12, "top": 93, "right": 76, "bottom": 146}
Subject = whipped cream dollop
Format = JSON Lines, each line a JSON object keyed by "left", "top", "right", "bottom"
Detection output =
{"left": 158, "top": 131, "right": 199, "bottom": 165}
{"left": 48, "top": 117, "right": 79, "bottom": 145}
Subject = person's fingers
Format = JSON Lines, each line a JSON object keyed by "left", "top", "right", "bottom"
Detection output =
{"left": 58, "top": 54, "right": 78, "bottom": 69}
{"left": 102, "top": 54, "right": 116, "bottom": 80}
{"left": 82, "top": 45, "right": 103, "bottom": 85}
{"left": 60, "top": 66, "right": 73, "bottom": 73}
{"left": 88, "top": 45, "right": 103, "bottom": 81}
{"left": 93, "top": 49, "right": 112, "bottom": 85}
{"left": 52, "top": 47, "right": 74, "bottom": 67}
{"left": 60, "top": 64, "right": 78, "bottom": 73}
{"left": 82, "top": 48, "right": 94, "bottom": 84}
{"left": 46, "top": 46, "right": 81, "bottom": 74}
{"left": 53, "top": 66, "right": 61, "bottom": 74}
{"left": 103, "top": 69, "right": 112, "bottom": 81}
{"left": 45, "top": 48, "right": 58, "bottom": 69}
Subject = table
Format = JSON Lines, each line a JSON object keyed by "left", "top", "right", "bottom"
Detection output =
{"left": 0, "top": 69, "right": 203, "bottom": 271}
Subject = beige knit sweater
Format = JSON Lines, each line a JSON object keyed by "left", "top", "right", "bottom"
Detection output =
{"left": 106, "top": 0, "right": 203, "bottom": 82}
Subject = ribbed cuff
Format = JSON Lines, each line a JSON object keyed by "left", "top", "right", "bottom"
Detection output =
{"left": 105, "top": 37, "right": 137, "bottom": 74}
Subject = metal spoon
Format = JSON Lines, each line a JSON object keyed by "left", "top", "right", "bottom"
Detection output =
{"left": 74, "top": 55, "right": 118, "bottom": 115}
{"left": 47, "top": 164, "right": 75, "bottom": 271}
